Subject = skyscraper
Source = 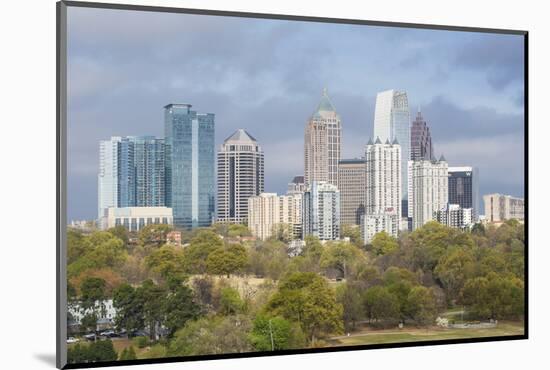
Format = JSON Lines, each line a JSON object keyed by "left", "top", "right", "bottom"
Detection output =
{"left": 409, "top": 157, "right": 449, "bottom": 230}
{"left": 132, "top": 136, "right": 165, "bottom": 207}
{"left": 304, "top": 88, "right": 341, "bottom": 187}
{"left": 365, "top": 138, "right": 401, "bottom": 218}
{"left": 98, "top": 136, "right": 165, "bottom": 226}
{"left": 164, "top": 103, "right": 215, "bottom": 229}
{"left": 303, "top": 181, "right": 340, "bottom": 241}
{"left": 338, "top": 158, "right": 366, "bottom": 225}
{"left": 435, "top": 204, "right": 473, "bottom": 230}
{"left": 373, "top": 90, "right": 410, "bottom": 216}
{"left": 448, "top": 166, "right": 479, "bottom": 222}
{"left": 217, "top": 129, "right": 264, "bottom": 224}
{"left": 410, "top": 109, "right": 434, "bottom": 161}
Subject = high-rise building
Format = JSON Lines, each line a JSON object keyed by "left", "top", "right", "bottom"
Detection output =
{"left": 102, "top": 207, "right": 173, "bottom": 232}
{"left": 410, "top": 109, "right": 434, "bottom": 161}
{"left": 365, "top": 138, "right": 401, "bottom": 219}
{"left": 448, "top": 166, "right": 479, "bottom": 222}
{"left": 303, "top": 181, "right": 340, "bottom": 241}
{"left": 98, "top": 136, "right": 165, "bottom": 227}
{"left": 164, "top": 103, "right": 215, "bottom": 229}
{"left": 248, "top": 192, "right": 303, "bottom": 240}
{"left": 361, "top": 210, "right": 399, "bottom": 244}
{"left": 217, "top": 129, "right": 264, "bottom": 224}
{"left": 338, "top": 158, "right": 366, "bottom": 225}
{"left": 373, "top": 90, "right": 410, "bottom": 216}
{"left": 435, "top": 204, "right": 473, "bottom": 229}
{"left": 409, "top": 157, "right": 449, "bottom": 230}
{"left": 304, "top": 88, "right": 341, "bottom": 187}
{"left": 483, "top": 193, "right": 524, "bottom": 222}
{"left": 288, "top": 176, "right": 306, "bottom": 193}
{"left": 132, "top": 136, "right": 166, "bottom": 208}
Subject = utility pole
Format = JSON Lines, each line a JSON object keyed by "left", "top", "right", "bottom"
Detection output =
{"left": 269, "top": 319, "right": 274, "bottom": 351}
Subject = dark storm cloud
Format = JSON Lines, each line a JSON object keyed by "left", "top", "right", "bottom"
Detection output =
{"left": 66, "top": 7, "right": 525, "bottom": 220}
{"left": 453, "top": 34, "right": 524, "bottom": 89}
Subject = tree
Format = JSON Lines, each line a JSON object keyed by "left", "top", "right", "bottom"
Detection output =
{"left": 163, "top": 285, "right": 201, "bottom": 336}
{"left": 266, "top": 272, "right": 344, "bottom": 344}
{"left": 206, "top": 244, "right": 248, "bottom": 277}
{"left": 319, "top": 241, "right": 365, "bottom": 279}
{"left": 434, "top": 247, "right": 476, "bottom": 302}
{"left": 227, "top": 224, "right": 251, "bottom": 237}
{"left": 249, "top": 315, "right": 306, "bottom": 351}
{"left": 68, "top": 232, "right": 127, "bottom": 277}
{"left": 404, "top": 286, "right": 438, "bottom": 325}
{"left": 138, "top": 224, "right": 173, "bottom": 248}
{"left": 461, "top": 273, "right": 524, "bottom": 320}
{"left": 336, "top": 282, "right": 364, "bottom": 331}
{"left": 80, "top": 313, "right": 99, "bottom": 333}
{"left": 363, "top": 286, "right": 400, "bottom": 323}
{"left": 168, "top": 315, "right": 253, "bottom": 356}
{"left": 371, "top": 231, "right": 399, "bottom": 256}
{"left": 138, "top": 280, "right": 166, "bottom": 340}
{"left": 87, "top": 339, "right": 118, "bottom": 362}
{"left": 183, "top": 231, "right": 224, "bottom": 274}
{"left": 107, "top": 225, "right": 129, "bottom": 248}
{"left": 145, "top": 244, "right": 186, "bottom": 280}
{"left": 219, "top": 287, "right": 245, "bottom": 315}
{"left": 113, "top": 284, "right": 144, "bottom": 334}
{"left": 341, "top": 224, "right": 363, "bottom": 248}
{"left": 270, "top": 223, "right": 292, "bottom": 243}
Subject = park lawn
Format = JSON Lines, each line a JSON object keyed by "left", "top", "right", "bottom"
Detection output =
{"left": 328, "top": 321, "right": 524, "bottom": 347}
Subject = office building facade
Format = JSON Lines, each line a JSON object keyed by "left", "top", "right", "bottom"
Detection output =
{"left": 361, "top": 210, "right": 399, "bottom": 244}
{"left": 164, "top": 103, "right": 215, "bottom": 229}
{"left": 483, "top": 193, "right": 524, "bottom": 222}
{"left": 373, "top": 90, "right": 410, "bottom": 216}
{"left": 217, "top": 129, "right": 264, "bottom": 224}
{"left": 248, "top": 192, "right": 303, "bottom": 241}
{"left": 303, "top": 181, "right": 340, "bottom": 240}
{"left": 448, "top": 166, "right": 479, "bottom": 222}
{"left": 435, "top": 204, "right": 473, "bottom": 229}
{"left": 288, "top": 175, "right": 306, "bottom": 193}
{"left": 410, "top": 109, "right": 434, "bottom": 161}
{"left": 338, "top": 158, "right": 366, "bottom": 225}
{"left": 304, "top": 88, "right": 341, "bottom": 187}
{"left": 409, "top": 157, "right": 449, "bottom": 230}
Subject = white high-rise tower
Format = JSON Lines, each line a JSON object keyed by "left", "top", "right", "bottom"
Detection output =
{"left": 373, "top": 90, "right": 410, "bottom": 216}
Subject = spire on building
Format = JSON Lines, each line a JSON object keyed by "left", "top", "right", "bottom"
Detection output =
{"left": 439, "top": 154, "right": 446, "bottom": 162}
{"left": 392, "top": 137, "right": 399, "bottom": 145}
{"left": 374, "top": 136, "right": 382, "bottom": 144}
{"left": 367, "top": 138, "right": 373, "bottom": 145}
{"left": 224, "top": 128, "right": 257, "bottom": 143}
{"left": 315, "top": 88, "right": 336, "bottom": 113}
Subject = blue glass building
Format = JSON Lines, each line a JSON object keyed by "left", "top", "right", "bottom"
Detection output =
{"left": 164, "top": 104, "right": 215, "bottom": 229}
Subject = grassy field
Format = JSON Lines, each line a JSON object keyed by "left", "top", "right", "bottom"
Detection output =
{"left": 327, "top": 321, "right": 524, "bottom": 347}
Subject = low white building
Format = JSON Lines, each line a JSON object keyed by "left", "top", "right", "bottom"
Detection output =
{"left": 483, "top": 193, "right": 524, "bottom": 222}
{"left": 361, "top": 209, "right": 399, "bottom": 244}
{"left": 68, "top": 299, "right": 117, "bottom": 330}
{"left": 99, "top": 207, "right": 173, "bottom": 231}
{"left": 435, "top": 204, "right": 473, "bottom": 229}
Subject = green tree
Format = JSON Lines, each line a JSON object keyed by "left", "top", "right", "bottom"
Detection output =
{"left": 113, "top": 283, "right": 144, "bottom": 334}
{"left": 371, "top": 231, "right": 399, "bottom": 256}
{"left": 249, "top": 315, "right": 306, "bottom": 351}
{"left": 319, "top": 241, "right": 365, "bottom": 279}
{"left": 183, "top": 230, "right": 224, "bottom": 273}
{"left": 87, "top": 339, "right": 118, "bottom": 362}
{"left": 434, "top": 247, "right": 476, "bottom": 302}
{"left": 336, "top": 282, "right": 364, "bottom": 331}
{"left": 206, "top": 244, "right": 248, "bottom": 277}
{"left": 138, "top": 224, "right": 173, "bottom": 248}
{"left": 363, "top": 286, "right": 400, "bottom": 323}
{"left": 341, "top": 224, "right": 363, "bottom": 248}
{"left": 137, "top": 280, "right": 166, "bottom": 340}
{"left": 163, "top": 285, "right": 201, "bottom": 336}
{"left": 266, "top": 272, "right": 344, "bottom": 344}
{"left": 168, "top": 315, "right": 253, "bottom": 356}
{"left": 227, "top": 224, "right": 252, "bottom": 237}
{"left": 404, "top": 286, "right": 438, "bottom": 325}
{"left": 219, "top": 287, "right": 245, "bottom": 315}
{"left": 107, "top": 225, "right": 129, "bottom": 248}
{"left": 145, "top": 244, "right": 186, "bottom": 280}
{"left": 68, "top": 232, "right": 127, "bottom": 277}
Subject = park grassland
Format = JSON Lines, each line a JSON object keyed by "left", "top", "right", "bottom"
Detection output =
{"left": 328, "top": 321, "right": 524, "bottom": 347}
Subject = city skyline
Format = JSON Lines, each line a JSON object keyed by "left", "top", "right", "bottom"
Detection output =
{"left": 67, "top": 7, "right": 524, "bottom": 220}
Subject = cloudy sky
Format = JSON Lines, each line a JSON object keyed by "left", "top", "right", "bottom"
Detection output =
{"left": 67, "top": 6, "right": 525, "bottom": 220}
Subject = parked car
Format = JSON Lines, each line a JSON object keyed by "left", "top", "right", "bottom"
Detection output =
{"left": 84, "top": 333, "right": 96, "bottom": 341}
{"left": 100, "top": 330, "right": 117, "bottom": 338}
{"left": 66, "top": 337, "right": 79, "bottom": 344}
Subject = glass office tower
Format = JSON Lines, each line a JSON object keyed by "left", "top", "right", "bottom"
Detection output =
{"left": 164, "top": 104, "right": 215, "bottom": 229}
{"left": 373, "top": 90, "right": 410, "bottom": 217}
{"left": 448, "top": 166, "right": 479, "bottom": 222}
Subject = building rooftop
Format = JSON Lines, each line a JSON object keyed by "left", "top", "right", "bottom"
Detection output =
{"left": 224, "top": 128, "right": 257, "bottom": 143}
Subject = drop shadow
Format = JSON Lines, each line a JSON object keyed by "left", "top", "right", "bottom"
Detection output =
{"left": 34, "top": 353, "right": 57, "bottom": 367}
